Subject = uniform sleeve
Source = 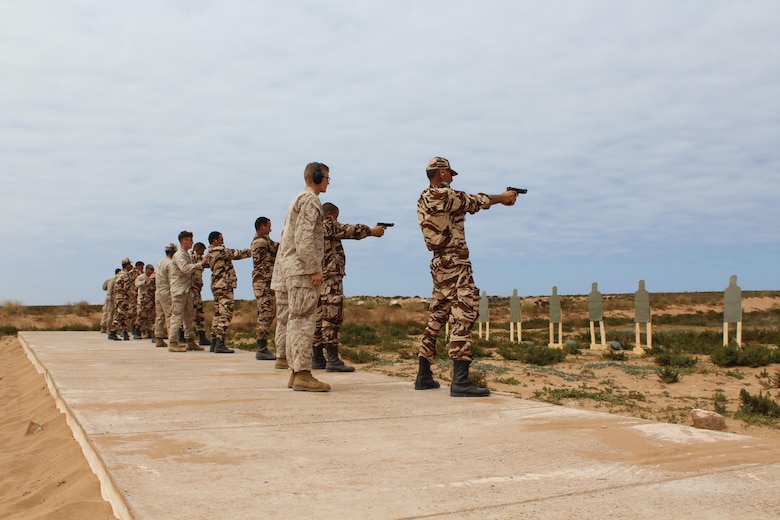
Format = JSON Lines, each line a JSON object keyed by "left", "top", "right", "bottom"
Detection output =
{"left": 294, "top": 198, "right": 323, "bottom": 275}
{"left": 328, "top": 220, "right": 371, "bottom": 241}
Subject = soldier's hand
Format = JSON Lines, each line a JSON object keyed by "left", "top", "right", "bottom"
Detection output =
{"left": 370, "top": 226, "right": 385, "bottom": 237}
{"left": 311, "top": 273, "right": 323, "bottom": 286}
{"left": 500, "top": 190, "right": 517, "bottom": 206}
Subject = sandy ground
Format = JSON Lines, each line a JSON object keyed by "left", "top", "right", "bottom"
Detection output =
{"left": 0, "top": 336, "right": 115, "bottom": 519}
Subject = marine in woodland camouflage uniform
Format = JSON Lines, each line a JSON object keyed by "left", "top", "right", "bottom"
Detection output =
{"left": 168, "top": 231, "right": 207, "bottom": 352}
{"left": 190, "top": 242, "right": 209, "bottom": 345}
{"left": 271, "top": 161, "right": 330, "bottom": 392}
{"left": 207, "top": 231, "right": 252, "bottom": 353}
{"left": 153, "top": 243, "right": 177, "bottom": 347}
{"left": 415, "top": 157, "right": 517, "bottom": 397}
{"left": 313, "top": 203, "right": 385, "bottom": 371}
{"left": 109, "top": 259, "right": 135, "bottom": 340}
{"left": 251, "top": 217, "right": 279, "bottom": 360}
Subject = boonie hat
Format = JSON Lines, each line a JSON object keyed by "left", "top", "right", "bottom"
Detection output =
{"left": 165, "top": 243, "right": 177, "bottom": 253}
{"left": 426, "top": 156, "right": 458, "bottom": 176}
{"left": 121, "top": 257, "right": 132, "bottom": 267}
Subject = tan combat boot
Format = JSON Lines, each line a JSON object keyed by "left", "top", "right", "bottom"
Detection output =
{"left": 275, "top": 357, "right": 288, "bottom": 369}
{"left": 168, "top": 340, "right": 186, "bottom": 353}
{"left": 155, "top": 337, "right": 167, "bottom": 348}
{"left": 292, "top": 370, "right": 331, "bottom": 392}
{"left": 288, "top": 371, "right": 295, "bottom": 389}
{"left": 186, "top": 337, "right": 205, "bottom": 351}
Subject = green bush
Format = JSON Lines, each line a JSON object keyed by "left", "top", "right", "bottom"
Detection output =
{"left": 653, "top": 351, "right": 698, "bottom": 368}
{"left": 739, "top": 389, "right": 780, "bottom": 418}
{"left": 711, "top": 344, "right": 779, "bottom": 368}
{"left": 0, "top": 325, "right": 18, "bottom": 336}
{"left": 658, "top": 366, "right": 681, "bottom": 384}
{"left": 520, "top": 345, "right": 567, "bottom": 366}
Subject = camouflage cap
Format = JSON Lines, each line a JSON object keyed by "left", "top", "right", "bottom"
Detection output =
{"left": 121, "top": 257, "right": 132, "bottom": 266}
{"left": 164, "top": 243, "right": 177, "bottom": 253}
{"left": 426, "top": 156, "right": 458, "bottom": 176}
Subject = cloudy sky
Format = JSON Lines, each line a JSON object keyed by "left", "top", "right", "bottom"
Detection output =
{"left": 1, "top": 1, "right": 778, "bottom": 306}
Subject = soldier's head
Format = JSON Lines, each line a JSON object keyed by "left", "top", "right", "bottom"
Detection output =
{"left": 304, "top": 162, "right": 330, "bottom": 194}
{"left": 193, "top": 242, "right": 206, "bottom": 255}
{"left": 165, "top": 243, "right": 177, "bottom": 257}
{"left": 115, "top": 268, "right": 121, "bottom": 274}
{"left": 208, "top": 231, "right": 223, "bottom": 246}
{"left": 322, "top": 202, "right": 339, "bottom": 221}
{"left": 255, "top": 217, "right": 271, "bottom": 234}
{"left": 145, "top": 265, "right": 154, "bottom": 275}
{"left": 426, "top": 156, "right": 458, "bottom": 185}
{"left": 135, "top": 261, "right": 144, "bottom": 272}
{"left": 121, "top": 258, "right": 133, "bottom": 271}
{"left": 177, "top": 231, "right": 194, "bottom": 251}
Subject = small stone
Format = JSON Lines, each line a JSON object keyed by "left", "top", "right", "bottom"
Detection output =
{"left": 25, "top": 421, "right": 44, "bottom": 435}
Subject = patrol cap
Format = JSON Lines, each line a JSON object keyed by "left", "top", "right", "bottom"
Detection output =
{"left": 426, "top": 156, "right": 458, "bottom": 176}
{"left": 165, "top": 243, "right": 177, "bottom": 253}
{"left": 121, "top": 257, "right": 132, "bottom": 267}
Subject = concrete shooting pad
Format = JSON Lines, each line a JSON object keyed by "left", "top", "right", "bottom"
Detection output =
{"left": 18, "top": 331, "right": 780, "bottom": 519}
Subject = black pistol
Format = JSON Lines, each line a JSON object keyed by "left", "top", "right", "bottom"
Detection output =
{"left": 377, "top": 222, "right": 394, "bottom": 228}
{"left": 506, "top": 186, "right": 528, "bottom": 194}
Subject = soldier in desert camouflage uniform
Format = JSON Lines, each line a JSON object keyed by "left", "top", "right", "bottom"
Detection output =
{"left": 207, "top": 231, "right": 252, "bottom": 354}
{"left": 251, "top": 217, "right": 278, "bottom": 360}
{"left": 108, "top": 258, "right": 135, "bottom": 341}
{"left": 312, "top": 203, "right": 385, "bottom": 371}
{"left": 100, "top": 268, "right": 120, "bottom": 333}
{"left": 415, "top": 157, "right": 517, "bottom": 397}
{"left": 190, "top": 242, "right": 210, "bottom": 346}
{"left": 271, "top": 161, "right": 331, "bottom": 392}
{"left": 168, "top": 231, "right": 207, "bottom": 352}
{"left": 129, "top": 261, "right": 144, "bottom": 339}
{"left": 153, "top": 243, "right": 177, "bottom": 348}
{"left": 137, "top": 264, "right": 156, "bottom": 339}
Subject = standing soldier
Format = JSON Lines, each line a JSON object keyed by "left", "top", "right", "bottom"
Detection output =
{"left": 312, "top": 202, "right": 385, "bottom": 371}
{"left": 137, "top": 264, "right": 156, "bottom": 339}
{"left": 154, "top": 243, "right": 177, "bottom": 348}
{"left": 168, "top": 231, "right": 207, "bottom": 353}
{"left": 207, "top": 231, "right": 252, "bottom": 354}
{"left": 415, "top": 157, "right": 517, "bottom": 397}
{"left": 129, "top": 261, "right": 144, "bottom": 339}
{"left": 100, "top": 268, "right": 120, "bottom": 333}
{"left": 190, "top": 242, "right": 210, "bottom": 346}
{"left": 251, "top": 217, "right": 278, "bottom": 361}
{"left": 108, "top": 259, "right": 134, "bottom": 341}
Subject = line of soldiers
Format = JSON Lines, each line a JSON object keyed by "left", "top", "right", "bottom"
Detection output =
{"left": 101, "top": 211, "right": 383, "bottom": 364}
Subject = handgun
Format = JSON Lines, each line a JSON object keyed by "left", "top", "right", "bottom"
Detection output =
{"left": 506, "top": 186, "right": 528, "bottom": 194}
{"left": 377, "top": 222, "right": 395, "bottom": 228}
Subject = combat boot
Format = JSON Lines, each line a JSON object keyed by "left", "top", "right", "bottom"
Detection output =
{"left": 255, "top": 339, "right": 275, "bottom": 360}
{"left": 186, "top": 337, "right": 205, "bottom": 351}
{"left": 107, "top": 331, "right": 120, "bottom": 341}
{"left": 168, "top": 340, "right": 186, "bottom": 353}
{"left": 122, "top": 331, "right": 130, "bottom": 341}
{"left": 312, "top": 346, "right": 327, "bottom": 369}
{"left": 178, "top": 329, "right": 185, "bottom": 343}
{"left": 325, "top": 344, "right": 354, "bottom": 372}
{"left": 155, "top": 337, "right": 167, "bottom": 348}
{"left": 275, "top": 357, "right": 288, "bottom": 369}
{"left": 198, "top": 330, "right": 210, "bottom": 346}
{"left": 414, "top": 357, "right": 441, "bottom": 390}
{"left": 132, "top": 326, "right": 141, "bottom": 340}
{"left": 209, "top": 338, "right": 216, "bottom": 353}
{"left": 100, "top": 326, "right": 106, "bottom": 334}
{"left": 292, "top": 370, "right": 331, "bottom": 392}
{"left": 288, "top": 371, "right": 296, "bottom": 388}
{"left": 213, "top": 337, "right": 234, "bottom": 354}
{"left": 450, "top": 360, "right": 490, "bottom": 398}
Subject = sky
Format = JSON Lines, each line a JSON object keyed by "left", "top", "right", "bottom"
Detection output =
{"left": 1, "top": 0, "right": 778, "bottom": 306}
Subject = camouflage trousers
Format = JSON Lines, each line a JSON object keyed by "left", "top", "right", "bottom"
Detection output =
{"left": 169, "top": 291, "right": 195, "bottom": 341}
{"left": 154, "top": 293, "right": 172, "bottom": 338}
{"left": 129, "top": 298, "right": 139, "bottom": 330}
{"left": 192, "top": 288, "right": 205, "bottom": 333}
{"left": 137, "top": 296, "right": 155, "bottom": 333}
{"left": 101, "top": 298, "right": 114, "bottom": 329}
{"left": 253, "top": 284, "right": 276, "bottom": 340}
{"left": 275, "top": 275, "right": 319, "bottom": 372}
{"left": 419, "top": 253, "right": 479, "bottom": 363}
{"left": 211, "top": 288, "right": 235, "bottom": 339}
{"left": 314, "top": 276, "right": 343, "bottom": 348}
{"left": 111, "top": 296, "right": 132, "bottom": 333}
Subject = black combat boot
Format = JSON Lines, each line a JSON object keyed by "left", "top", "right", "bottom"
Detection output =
{"left": 178, "top": 329, "right": 185, "bottom": 343}
{"left": 108, "top": 331, "right": 120, "bottom": 341}
{"left": 255, "top": 339, "right": 275, "bottom": 360}
{"left": 209, "top": 338, "right": 216, "bottom": 353}
{"left": 414, "top": 357, "right": 441, "bottom": 390}
{"left": 122, "top": 330, "right": 130, "bottom": 341}
{"left": 312, "top": 346, "right": 327, "bottom": 369}
{"left": 325, "top": 344, "right": 355, "bottom": 372}
{"left": 132, "top": 325, "right": 141, "bottom": 340}
{"left": 213, "top": 337, "right": 234, "bottom": 354}
{"left": 198, "top": 330, "right": 210, "bottom": 346}
{"left": 450, "top": 360, "right": 490, "bottom": 397}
